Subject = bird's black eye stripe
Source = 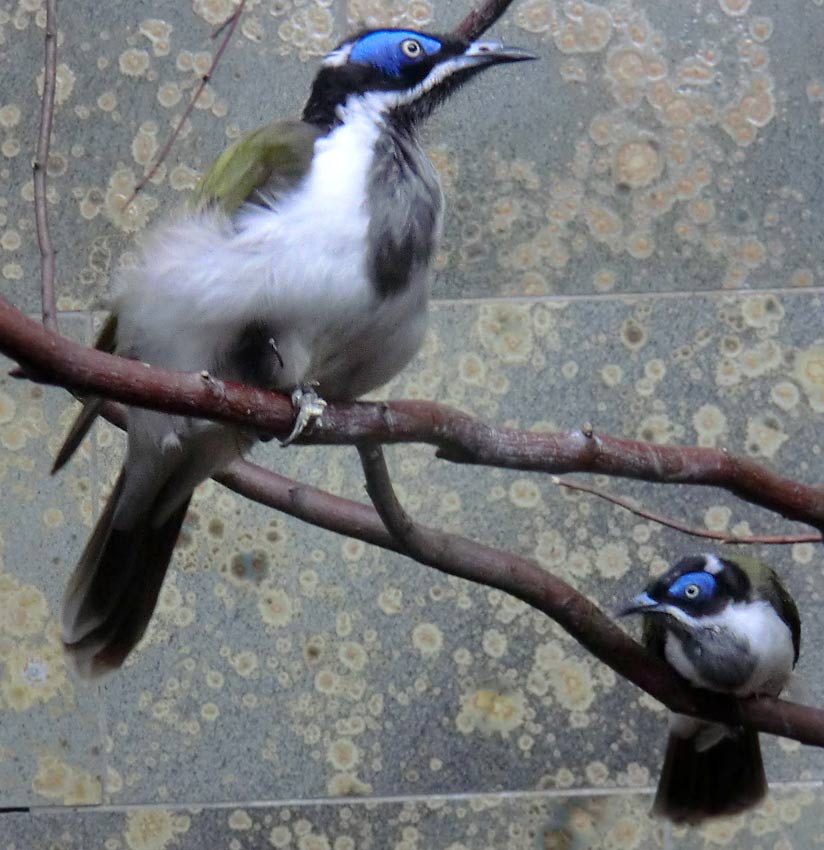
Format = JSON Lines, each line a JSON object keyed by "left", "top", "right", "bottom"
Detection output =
{"left": 401, "top": 38, "right": 422, "bottom": 58}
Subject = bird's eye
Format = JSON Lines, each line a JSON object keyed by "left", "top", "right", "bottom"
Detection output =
{"left": 684, "top": 584, "right": 700, "bottom": 599}
{"left": 401, "top": 38, "right": 423, "bottom": 59}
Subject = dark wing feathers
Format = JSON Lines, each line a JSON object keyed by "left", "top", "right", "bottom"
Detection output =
{"left": 52, "top": 315, "right": 118, "bottom": 474}
{"left": 654, "top": 728, "right": 767, "bottom": 824}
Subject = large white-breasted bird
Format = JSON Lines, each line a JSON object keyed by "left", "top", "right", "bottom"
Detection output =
{"left": 54, "top": 28, "right": 535, "bottom": 677}
{"left": 620, "top": 553, "right": 800, "bottom": 823}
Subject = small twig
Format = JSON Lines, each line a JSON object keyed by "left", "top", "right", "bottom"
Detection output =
{"left": 211, "top": 9, "right": 240, "bottom": 39}
{"left": 34, "top": 0, "right": 58, "bottom": 331}
{"left": 552, "top": 476, "right": 822, "bottom": 545}
{"left": 357, "top": 443, "right": 436, "bottom": 558}
{"left": 123, "top": 0, "right": 247, "bottom": 208}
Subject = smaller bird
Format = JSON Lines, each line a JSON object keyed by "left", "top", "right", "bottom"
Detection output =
{"left": 620, "top": 552, "right": 800, "bottom": 824}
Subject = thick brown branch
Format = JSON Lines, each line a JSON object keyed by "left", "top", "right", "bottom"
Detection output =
{"left": 224, "top": 449, "right": 824, "bottom": 748}
{"left": 552, "top": 476, "right": 822, "bottom": 545}
{"left": 4, "top": 299, "right": 824, "bottom": 534}
{"left": 34, "top": 0, "right": 58, "bottom": 331}
{"left": 47, "top": 387, "right": 824, "bottom": 747}
{"left": 124, "top": 0, "right": 247, "bottom": 207}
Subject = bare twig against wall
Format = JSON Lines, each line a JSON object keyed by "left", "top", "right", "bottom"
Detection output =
{"left": 124, "top": 0, "right": 248, "bottom": 206}
{"left": 551, "top": 476, "right": 822, "bottom": 545}
{"left": 34, "top": 0, "right": 59, "bottom": 330}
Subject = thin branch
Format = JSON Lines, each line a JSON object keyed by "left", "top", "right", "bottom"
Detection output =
{"left": 350, "top": 444, "right": 824, "bottom": 747}
{"left": 123, "top": 0, "right": 247, "bottom": 207}
{"left": 218, "top": 458, "right": 406, "bottom": 555}
{"left": 4, "top": 299, "right": 824, "bottom": 534}
{"left": 455, "top": 0, "right": 518, "bottom": 40}
{"left": 357, "top": 443, "right": 440, "bottom": 557}
{"left": 34, "top": 0, "right": 58, "bottom": 331}
{"left": 551, "top": 476, "right": 822, "bottom": 545}
{"left": 211, "top": 9, "right": 241, "bottom": 39}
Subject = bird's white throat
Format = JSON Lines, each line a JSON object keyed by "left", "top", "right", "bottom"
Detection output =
{"left": 664, "top": 599, "right": 795, "bottom": 697}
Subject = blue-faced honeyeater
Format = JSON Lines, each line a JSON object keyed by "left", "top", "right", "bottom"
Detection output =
{"left": 53, "top": 28, "right": 535, "bottom": 677}
{"left": 620, "top": 553, "right": 800, "bottom": 824}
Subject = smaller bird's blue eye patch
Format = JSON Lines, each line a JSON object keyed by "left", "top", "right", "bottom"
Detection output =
{"left": 668, "top": 571, "right": 716, "bottom": 601}
{"left": 349, "top": 30, "right": 443, "bottom": 77}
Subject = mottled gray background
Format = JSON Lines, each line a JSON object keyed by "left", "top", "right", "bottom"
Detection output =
{"left": 2, "top": 0, "right": 824, "bottom": 848}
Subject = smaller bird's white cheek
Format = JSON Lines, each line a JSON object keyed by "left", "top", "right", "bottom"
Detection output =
{"left": 322, "top": 45, "right": 353, "bottom": 68}
{"left": 726, "top": 602, "right": 795, "bottom": 696}
{"left": 703, "top": 554, "right": 724, "bottom": 575}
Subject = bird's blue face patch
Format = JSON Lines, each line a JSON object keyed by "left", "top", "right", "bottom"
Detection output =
{"left": 349, "top": 30, "right": 443, "bottom": 77}
{"left": 668, "top": 571, "right": 717, "bottom": 603}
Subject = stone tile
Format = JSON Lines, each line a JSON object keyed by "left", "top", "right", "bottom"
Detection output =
{"left": 430, "top": 0, "right": 824, "bottom": 298}
{"left": 346, "top": 0, "right": 474, "bottom": 30}
{"left": 77, "top": 291, "right": 824, "bottom": 806}
{"left": 0, "top": 313, "right": 104, "bottom": 808}
{"left": 5, "top": 0, "right": 824, "bottom": 814}
{"left": 672, "top": 785, "right": 824, "bottom": 850}
{"left": 2, "top": 791, "right": 666, "bottom": 849}
{"left": 5, "top": 0, "right": 822, "bottom": 316}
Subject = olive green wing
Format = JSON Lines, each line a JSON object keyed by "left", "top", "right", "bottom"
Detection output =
{"left": 55, "top": 122, "right": 321, "bottom": 472}
{"left": 52, "top": 315, "right": 118, "bottom": 474}
{"left": 765, "top": 569, "right": 801, "bottom": 664}
{"left": 733, "top": 553, "right": 801, "bottom": 664}
{"left": 191, "top": 120, "right": 322, "bottom": 215}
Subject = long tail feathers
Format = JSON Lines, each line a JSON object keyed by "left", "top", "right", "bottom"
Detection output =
{"left": 653, "top": 727, "right": 767, "bottom": 824}
{"left": 61, "top": 469, "right": 192, "bottom": 678}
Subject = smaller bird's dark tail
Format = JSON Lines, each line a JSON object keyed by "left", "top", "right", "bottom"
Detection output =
{"left": 653, "top": 727, "right": 767, "bottom": 824}
{"left": 60, "top": 469, "right": 191, "bottom": 678}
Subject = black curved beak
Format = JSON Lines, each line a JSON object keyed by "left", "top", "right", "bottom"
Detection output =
{"left": 617, "top": 592, "right": 662, "bottom": 617}
{"left": 465, "top": 41, "right": 539, "bottom": 66}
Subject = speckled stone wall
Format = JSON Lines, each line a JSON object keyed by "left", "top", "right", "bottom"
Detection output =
{"left": 2, "top": 1, "right": 824, "bottom": 848}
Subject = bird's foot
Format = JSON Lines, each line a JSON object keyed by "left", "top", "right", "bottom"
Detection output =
{"left": 280, "top": 383, "right": 327, "bottom": 447}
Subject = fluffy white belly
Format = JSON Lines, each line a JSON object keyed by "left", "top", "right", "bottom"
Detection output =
{"left": 113, "top": 101, "right": 431, "bottom": 397}
{"left": 664, "top": 600, "right": 794, "bottom": 697}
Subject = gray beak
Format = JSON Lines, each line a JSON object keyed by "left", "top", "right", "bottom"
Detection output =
{"left": 617, "top": 592, "right": 662, "bottom": 617}
{"left": 465, "top": 41, "right": 539, "bottom": 65}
